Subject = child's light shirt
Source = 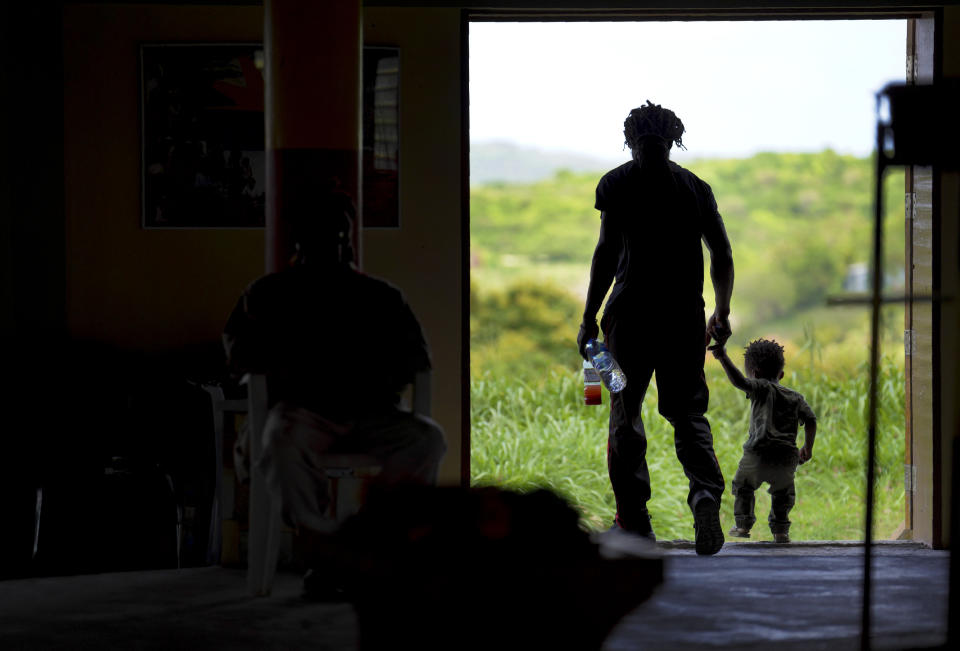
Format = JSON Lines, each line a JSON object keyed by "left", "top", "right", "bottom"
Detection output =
{"left": 742, "top": 378, "right": 816, "bottom": 452}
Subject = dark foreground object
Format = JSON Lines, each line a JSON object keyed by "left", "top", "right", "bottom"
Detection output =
{"left": 330, "top": 485, "right": 663, "bottom": 650}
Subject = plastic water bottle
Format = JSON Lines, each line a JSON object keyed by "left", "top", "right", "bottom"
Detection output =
{"left": 583, "top": 359, "right": 602, "bottom": 405}
{"left": 585, "top": 339, "right": 627, "bottom": 393}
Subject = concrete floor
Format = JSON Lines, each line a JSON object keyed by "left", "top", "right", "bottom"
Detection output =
{"left": 0, "top": 541, "right": 949, "bottom": 650}
{"left": 607, "top": 541, "right": 949, "bottom": 651}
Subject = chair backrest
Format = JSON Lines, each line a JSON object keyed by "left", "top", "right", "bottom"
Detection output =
{"left": 199, "top": 383, "right": 248, "bottom": 566}
{"left": 412, "top": 370, "right": 431, "bottom": 418}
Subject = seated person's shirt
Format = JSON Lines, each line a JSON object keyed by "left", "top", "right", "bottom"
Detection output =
{"left": 223, "top": 264, "right": 430, "bottom": 424}
{"left": 742, "top": 378, "right": 816, "bottom": 453}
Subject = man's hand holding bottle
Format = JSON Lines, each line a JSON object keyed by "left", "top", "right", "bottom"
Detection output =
{"left": 578, "top": 320, "right": 600, "bottom": 360}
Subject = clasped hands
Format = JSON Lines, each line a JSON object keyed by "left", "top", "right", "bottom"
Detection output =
{"left": 706, "top": 311, "right": 732, "bottom": 349}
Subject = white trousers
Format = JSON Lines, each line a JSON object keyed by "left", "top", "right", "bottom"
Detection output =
{"left": 257, "top": 402, "right": 446, "bottom": 532}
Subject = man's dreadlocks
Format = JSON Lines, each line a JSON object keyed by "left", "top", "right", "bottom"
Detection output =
{"left": 743, "top": 338, "right": 786, "bottom": 380}
{"left": 623, "top": 100, "right": 686, "bottom": 151}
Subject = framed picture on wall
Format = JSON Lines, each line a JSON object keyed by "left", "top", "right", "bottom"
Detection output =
{"left": 140, "top": 43, "right": 266, "bottom": 228}
{"left": 362, "top": 47, "right": 401, "bottom": 229}
{"left": 140, "top": 43, "right": 399, "bottom": 229}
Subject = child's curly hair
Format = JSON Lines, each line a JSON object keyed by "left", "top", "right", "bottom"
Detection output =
{"left": 743, "top": 338, "right": 785, "bottom": 380}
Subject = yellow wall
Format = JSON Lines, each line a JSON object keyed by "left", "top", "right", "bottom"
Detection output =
{"left": 363, "top": 8, "right": 465, "bottom": 485}
{"left": 63, "top": 4, "right": 265, "bottom": 349}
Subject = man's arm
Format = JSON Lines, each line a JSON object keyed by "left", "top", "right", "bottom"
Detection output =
{"left": 700, "top": 187, "right": 734, "bottom": 345}
{"left": 709, "top": 345, "right": 751, "bottom": 393}
{"left": 579, "top": 212, "right": 619, "bottom": 358}
{"left": 799, "top": 419, "right": 817, "bottom": 464}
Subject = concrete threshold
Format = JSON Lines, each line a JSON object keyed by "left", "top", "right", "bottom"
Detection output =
{"left": 655, "top": 539, "right": 935, "bottom": 555}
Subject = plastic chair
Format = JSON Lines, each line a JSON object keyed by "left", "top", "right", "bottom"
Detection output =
{"left": 199, "top": 383, "right": 248, "bottom": 565}
{"left": 245, "top": 371, "right": 431, "bottom": 597}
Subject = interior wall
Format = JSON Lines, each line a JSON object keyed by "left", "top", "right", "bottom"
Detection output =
{"left": 63, "top": 4, "right": 265, "bottom": 351}
{"left": 362, "top": 8, "right": 464, "bottom": 485}
{"left": 3, "top": 3, "right": 66, "bottom": 341}
{"left": 937, "top": 5, "right": 960, "bottom": 549}
{"left": 62, "top": 4, "right": 466, "bottom": 485}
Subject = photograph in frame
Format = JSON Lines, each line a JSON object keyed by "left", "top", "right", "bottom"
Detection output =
{"left": 362, "top": 47, "right": 400, "bottom": 229}
{"left": 140, "top": 43, "right": 265, "bottom": 228}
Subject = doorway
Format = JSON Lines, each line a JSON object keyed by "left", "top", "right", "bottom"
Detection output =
{"left": 468, "top": 17, "right": 912, "bottom": 542}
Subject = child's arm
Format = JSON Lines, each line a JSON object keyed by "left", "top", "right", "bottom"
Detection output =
{"left": 709, "top": 344, "right": 751, "bottom": 392}
{"left": 799, "top": 418, "right": 817, "bottom": 464}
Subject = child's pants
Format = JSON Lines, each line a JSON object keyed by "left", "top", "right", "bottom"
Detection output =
{"left": 731, "top": 447, "right": 800, "bottom": 535}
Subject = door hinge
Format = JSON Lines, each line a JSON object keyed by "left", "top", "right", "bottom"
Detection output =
{"left": 906, "top": 54, "right": 918, "bottom": 83}
{"left": 905, "top": 329, "right": 914, "bottom": 356}
{"left": 906, "top": 192, "right": 916, "bottom": 222}
{"left": 905, "top": 464, "right": 917, "bottom": 493}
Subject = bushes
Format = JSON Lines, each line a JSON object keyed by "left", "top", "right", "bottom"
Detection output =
{"left": 471, "top": 151, "right": 906, "bottom": 335}
{"left": 470, "top": 280, "right": 582, "bottom": 382}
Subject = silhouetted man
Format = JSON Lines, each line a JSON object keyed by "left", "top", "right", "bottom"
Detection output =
{"left": 578, "top": 101, "right": 734, "bottom": 555}
{"left": 223, "top": 191, "right": 446, "bottom": 589}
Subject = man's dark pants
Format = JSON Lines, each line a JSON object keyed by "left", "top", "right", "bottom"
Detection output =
{"left": 604, "top": 306, "right": 725, "bottom": 533}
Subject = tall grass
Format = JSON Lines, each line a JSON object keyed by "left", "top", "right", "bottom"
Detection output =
{"left": 471, "top": 356, "right": 905, "bottom": 541}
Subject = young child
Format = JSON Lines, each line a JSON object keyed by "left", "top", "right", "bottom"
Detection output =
{"left": 710, "top": 339, "right": 817, "bottom": 543}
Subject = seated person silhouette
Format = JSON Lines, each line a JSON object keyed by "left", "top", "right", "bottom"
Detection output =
{"left": 222, "top": 191, "right": 446, "bottom": 592}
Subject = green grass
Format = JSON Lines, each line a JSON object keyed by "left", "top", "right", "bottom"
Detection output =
{"left": 470, "top": 357, "right": 905, "bottom": 542}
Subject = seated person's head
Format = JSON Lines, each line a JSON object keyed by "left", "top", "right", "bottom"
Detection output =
{"left": 743, "top": 338, "right": 786, "bottom": 381}
{"left": 624, "top": 100, "right": 686, "bottom": 164}
{"left": 291, "top": 191, "right": 356, "bottom": 266}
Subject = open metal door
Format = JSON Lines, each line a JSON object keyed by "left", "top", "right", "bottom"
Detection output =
{"left": 903, "top": 15, "right": 937, "bottom": 546}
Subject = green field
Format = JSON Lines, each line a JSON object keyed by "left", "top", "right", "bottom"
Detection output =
{"left": 469, "top": 150, "right": 907, "bottom": 541}
{"left": 471, "top": 358, "right": 905, "bottom": 542}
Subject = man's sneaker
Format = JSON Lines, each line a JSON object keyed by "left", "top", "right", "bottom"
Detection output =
{"left": 693, "top": 499, "right": 724, "bottom": 555}
{"left": 728, "top": 526, "right": 751, "bottom": 538}
{"left": 773, "top": 533, "right": 791, "bottom": 544}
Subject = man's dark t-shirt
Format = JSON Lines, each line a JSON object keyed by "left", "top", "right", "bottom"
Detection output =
{"left": 223, "top": 265, "right": 430, "bottom": 423}
{"left": 594, "top": 160, "right": 730, "bottom": 323}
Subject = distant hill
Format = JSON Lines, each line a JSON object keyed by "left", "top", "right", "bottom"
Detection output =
{"left": 470, "top": 141, "right": 621, "bottom": 185}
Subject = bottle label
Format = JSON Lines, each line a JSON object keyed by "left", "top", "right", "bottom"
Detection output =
{"left": 584, "top": 367, "right": 601, "bottom": 383}
{"left": 584, "top": 383, "right": 602, "bottom": 405}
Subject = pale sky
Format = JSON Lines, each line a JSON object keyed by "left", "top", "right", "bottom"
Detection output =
{"left": 469, "top": 20, "right": 906, "bottom": 162}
